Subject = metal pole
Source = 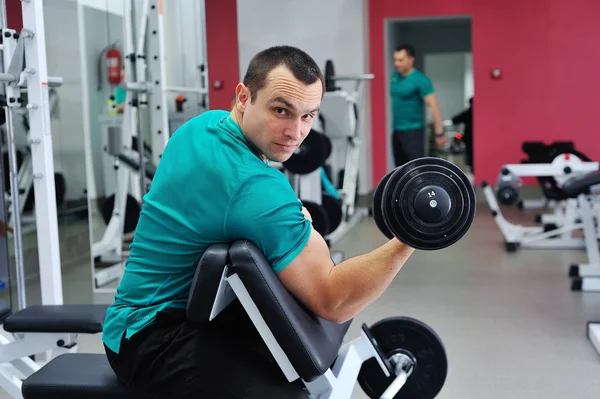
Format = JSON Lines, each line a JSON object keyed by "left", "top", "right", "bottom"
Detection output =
{"left": 20, "top": 0, "right": 64, "bottom": 305}
{"left": 0, "top": 0, "right": 27, "bottom": 311}
{"left": 4, "top": 101, "right": 26, "bottom": 310}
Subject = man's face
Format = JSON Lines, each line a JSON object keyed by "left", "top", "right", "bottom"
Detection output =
{"left": 393, "top": 50, "right": 414, "bottom": 74}
{"left": 235, "top": 65, "right": 322, "bottom": 162}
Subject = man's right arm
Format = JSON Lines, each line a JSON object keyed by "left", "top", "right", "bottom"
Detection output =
{"left": 277, "top": 226, "right": 415, "bottom": 323}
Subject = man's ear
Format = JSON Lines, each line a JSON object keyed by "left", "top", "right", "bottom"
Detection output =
{"left": 235, "top": 83, "right": 250, "bottom": 111}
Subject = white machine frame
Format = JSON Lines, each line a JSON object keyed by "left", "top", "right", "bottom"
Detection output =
{"left": 483, "top": 153, "right": 600, "bottom": 251}
{"left": 568, "top": 192, "right": 600, "bottom": 292}
{"left": 0, "top": 0, "right": 64, "bottom": 308}
{"left": 211, "top": 265, "right": 411, "bottom": 399}
{"left": 0, "top": 327, "right": 94, "bottom": 399}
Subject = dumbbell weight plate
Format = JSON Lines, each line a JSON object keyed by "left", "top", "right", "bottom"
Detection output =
{"left": 372, "top": 169, "right": 395, "bottom": 239}
{"left": 101, "top": 194, "right": 142, "bottom": 233}
{"left": 358, "top": 316, "right": 448, "bottom": 399}
{"left": 302, "top": 200, "right": 331, "bottom": 236}
{"left": 283, "top": 129, "right": 327, "bottom": 175}
{"left": 381, "top": 157, "right": 475, "bottom": 250}
{"left": 321, "top": 193, "right": 342, "bottom": 234}
{"left": 321, "top": 133, "right": 332, "bottom": 161}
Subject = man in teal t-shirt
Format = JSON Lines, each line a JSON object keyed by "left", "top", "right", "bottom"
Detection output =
{"left": 390, "top": 44, "right": 446, "bottom": 166}
{"left": 102, "top": 46, "right": 419, "bottom": 398}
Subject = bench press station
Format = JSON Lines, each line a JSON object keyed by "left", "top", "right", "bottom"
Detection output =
{"left": 482, "top": 152, "right": 600, "bottom": 252}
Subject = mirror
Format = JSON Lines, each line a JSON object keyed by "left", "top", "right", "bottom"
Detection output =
{"left": 79, "top": 0, "right": 208, "bottom": 293}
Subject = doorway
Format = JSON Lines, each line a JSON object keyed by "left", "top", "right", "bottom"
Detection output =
{"left": 385, "top": 16, "right": 474, "bottom": 178}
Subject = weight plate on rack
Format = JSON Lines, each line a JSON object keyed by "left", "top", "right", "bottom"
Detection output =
{"left": 321, "top": 193, "right": 342, "bottom": 234}
{"left": 302, "top": 200, "right": 331, "bottom": 236}
{"left": 283, "top": 129, "right": 327, "bottom": 175}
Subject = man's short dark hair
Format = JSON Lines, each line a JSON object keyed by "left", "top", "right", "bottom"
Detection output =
{"left": 243, "top": 46, "right": 324, "bottom": 103}
{"left": 395, "top": 44, "right": 415, "bottom": 58}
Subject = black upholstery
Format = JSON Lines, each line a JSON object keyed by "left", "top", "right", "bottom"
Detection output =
{"left": 21, "top": 353, "right": 150, "bottom": 399}
{"left": 0, "top": 298, "right": 12, "bottom": 324}
{"left": 21, "top": 241, "right": 350, "bottom": 396}
{"left": 186, "top": 243, "right": 231, "bottom": 323}
{"left": 229, "top": 240, "right": 351, "bottom": 382}
{"left": 4, "top": 304, "right": 108, "bottom": 334}
{"left": 117, "top": 154, "right": 156, "bottom": 180}
{"left": 561, "top": 171, "right": 600, "bottom": 198}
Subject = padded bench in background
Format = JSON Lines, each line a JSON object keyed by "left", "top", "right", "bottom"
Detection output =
{"left": 21, "top": 353, "right": 150, "bottom": 399}
{"left": 3, "top": 304, "right": 108, "bottom": 334}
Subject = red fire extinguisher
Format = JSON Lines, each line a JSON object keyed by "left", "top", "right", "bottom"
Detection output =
{"left": 105, "top": 47, "right": 122, "bottom": 85}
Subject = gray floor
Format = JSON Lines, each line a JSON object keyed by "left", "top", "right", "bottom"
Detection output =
{"left": 2, "top": 201, "right": 600, "bottom": 398}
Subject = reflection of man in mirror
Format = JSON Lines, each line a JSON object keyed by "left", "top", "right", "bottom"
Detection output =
{"left": 390, "top": 44, "right": 446, "bottom": 167}
{"left": 114, "top": 67, "right": 126, "bottom": 114}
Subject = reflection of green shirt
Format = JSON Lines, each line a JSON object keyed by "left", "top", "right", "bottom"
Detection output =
{"left": 115, "top": 85, "right": 126, "bottom": 105}
{"left": 390, "top": 69, "right": 434, "bottom": 131}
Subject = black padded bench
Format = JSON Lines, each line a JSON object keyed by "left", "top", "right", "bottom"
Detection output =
{"left": 22, "top": 241, "right": 352, "bottom": 397}
{"left": 561, "top": 170, "right": 600, "bottom": 198}
{"left": 3, "top": 304, "right": 108, "bottom": 334}
{"left": 117, "top": 154, "right": 156, "bottom": 180}
{"left": 0, "top": 299, "right": 12, "bottom": 325}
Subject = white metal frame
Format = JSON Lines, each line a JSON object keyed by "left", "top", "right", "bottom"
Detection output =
{"left": 483, "top": 154, "right": 600, "bottom": 250}
{"left": 212, "top": 269, "right": 409, "bottom": 399}
{"left": 0, "top": 0, "right": 63, "bottom": 308}
{"left": 588, "top": 323, "right": 600, "bottom": 359}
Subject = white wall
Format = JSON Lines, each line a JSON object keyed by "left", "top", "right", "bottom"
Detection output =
{"left": 424, "top": 52, "right": 470, "bottom": 122}
{"left": 237, "top": 0, "right": 372, "bottom": 193}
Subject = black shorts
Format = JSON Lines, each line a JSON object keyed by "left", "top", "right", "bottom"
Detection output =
{"left": 105, "top": 305, "right": 308, "bottom": 399}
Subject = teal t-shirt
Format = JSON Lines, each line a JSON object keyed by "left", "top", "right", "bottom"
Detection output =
{"left": 114, "top": 85, "right": 126, "bottom": 105}
{"left": 102, "top": 110, "right": 312, "bottom": 354}
{"left": 390, "top": 69, "right": 434, "bottom": 131}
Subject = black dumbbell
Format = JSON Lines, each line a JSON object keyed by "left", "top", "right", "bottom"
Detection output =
{"left": 371, "top": 157, "right": 476, "bottom": 250}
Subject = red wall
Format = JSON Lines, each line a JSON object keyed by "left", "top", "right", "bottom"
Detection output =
{"left": 6, "top": 0, "right": 22, "bottom": 32}
{"left": 205, "top": 0, "right": 239, "bottom": 110}
{"left": 369, "top": 0, "right": 600, "bottom": 186}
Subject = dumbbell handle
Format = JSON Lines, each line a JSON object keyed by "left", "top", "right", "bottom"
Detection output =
{"left": 380, "top": 370, "right": 408, "bottom": 399}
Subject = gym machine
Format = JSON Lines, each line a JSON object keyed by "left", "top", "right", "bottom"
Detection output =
{"left": 279, "top": 60, "right": 374, "bottom": 247}
{"left": 0, "top": 2, "right": 109, "bottom": 398}
{"left": 90, "top": 0, "right": 209, "bottom": 292}
{"left": 2, "top": 89, "right": 63, "bottom": 236}
{"left": 19, "top": 157, "right": 476, "bottom": 399}
{"left": 482, "top": 152, "right": 600, "bottom": 251}
{"left": 517, "top": 141, "right": 592, "bottom": 211}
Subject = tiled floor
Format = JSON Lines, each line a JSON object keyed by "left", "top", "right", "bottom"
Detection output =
{"left": 2, "top": 201, "right": 600, "bottom": 398}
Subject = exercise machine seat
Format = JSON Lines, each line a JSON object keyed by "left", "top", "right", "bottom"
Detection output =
{"left": 186, "top": 243, "right": 231, "bottom": 323}
{"left": 117, "top": 154, "right": 156, "bottom": 180}
{"left": 21, "top": 353, "right": 150, "bottom": 399}
{"left": 561, "top": 170, "right": 600, "bottom": 198}
{"left": 3, "top": 304, "right": 108, "bottom": 334}
{"left": 0, "top": 298, "right": 12, "bottom": 324}
{"left": 229, "top": 240, "right": 351, "bottom": 382}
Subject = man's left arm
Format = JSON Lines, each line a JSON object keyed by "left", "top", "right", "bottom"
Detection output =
{"left": 423, "top": 93, "right": 444, "bottom": 136}
{"left": 420, "top": 77, "right": 446, "bottom": 147}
